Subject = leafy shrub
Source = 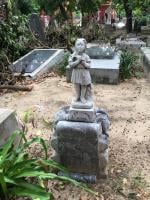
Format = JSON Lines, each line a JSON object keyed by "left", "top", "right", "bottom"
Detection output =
{"left": 0, "top": 131, "right": 96, "bottom": 200}
{"left": 57, "top": 52, "right": 70, "bottom": 76}
{"left": 16, "top": 0, "right": 40, "bottom": 15}
{"left": 0, "top": 15, "right": 34, "bottom": 64}
{"left": 119, "top": 50, "right": 137, "bottom": 80}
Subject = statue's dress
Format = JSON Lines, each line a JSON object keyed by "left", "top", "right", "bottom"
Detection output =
{"left": 69, "top": 52, "right": 91, "bottom": 85}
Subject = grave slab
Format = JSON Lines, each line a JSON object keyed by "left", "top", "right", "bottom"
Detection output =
{"left": 12, "top": 49, "right": 64, "bottom": 78}
{"left": 0, "top": 109, "right": 21, "bottom": 147}
{"left": 141, "top": 47, "right": 150, "bottom": 78}
{"left": 66, "top": 53, "right": 120, "bottom": 84}
{"left": 116, "top": 37, "right": 146, "bottom": 49}
{"left": 141, "top": 25, "right": 150, "bottom": 35}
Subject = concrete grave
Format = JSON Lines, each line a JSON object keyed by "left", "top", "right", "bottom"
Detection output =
{"left": 67, "top": 48, "right": 120, "bottom": 84}
{"left": 116, "top": 37, "right": 146, "bottom": 49}
{"left": 0, "top": 109, "right": 21, "bottom": 147}
{"left": 86, "top": 45, "right": 115, "bottom": 59}
{"left": 116, "top": 36, "right": 146, "bottom": 64}
{"left": 147, "top": 36, "right": 150, "bottom": 47}
{"left": 141, "top": 47, "right": 150, "bottom": 78}
{"left": 141, "top": 25, "right": 150, "bottom": 35}
{"left": 12, "top": 49, "right": 64, "bottom": 78}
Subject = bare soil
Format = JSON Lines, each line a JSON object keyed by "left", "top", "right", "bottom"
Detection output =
{"left": 0, "top": 75, "right": 150, "bottom": 200}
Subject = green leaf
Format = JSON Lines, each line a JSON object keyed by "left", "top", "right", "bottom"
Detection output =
{"left": 0, "top": 170, "right": 8, "bottom": 199}
{"left": 15, "top": 170, "right": 97, "bottom": 195}
{"left": 0, "top": 131, "right": 21, "bottom": 165}
{"left": 9, "top": 182, "right": 53, "bottom": 200}
{"left": 38, "top": 159, "right": 68, "bottom": 172}
{"left": 7, "top": 159, "right": 38, "bottom": 177}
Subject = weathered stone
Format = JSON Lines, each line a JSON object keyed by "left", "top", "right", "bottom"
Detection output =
{"left": 141, "top": 47, "right": 150, "bottom": 78}
{"left": 141, "top": 25, "right": 150, "bottom": 35}
{"left": 71, "top": 100, "right": 93, "bottom": 109}
{"left": 58, "top": 172, "right": 97, "bottom": 183}
{"left": 86, "top": 45, "right": 115, "bottom": 59}
{"left": 0, "top": 108, "right": 21, "bottom": 147}
{"left": 116, "top": 37, "right": 146, "bottom": 49}
{"left": 51, "top": 115, "right": 109, "bottom": 178}
{"left": 68, "top": 106, "right": 96, "bottom": 122}
{"left": 54, "top": 121, "right": 102, "bottom": 176}
{"left": 98, "top": 149, "right": 109, "bottom": 178}
{"left": 147, "top": 36, "right": 150, "bottom": 47}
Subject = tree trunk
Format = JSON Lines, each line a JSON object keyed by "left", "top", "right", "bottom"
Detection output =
{"left": 0, "top": 85, "right": 33, "bottom": 91}
{"left": 123, "top": 0, "right": 132, "bottom": 33}
{"left": 59, "top": 3, "right": 68, "bottom": 20}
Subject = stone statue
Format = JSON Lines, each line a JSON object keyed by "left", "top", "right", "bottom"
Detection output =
{"left": 69, "top": 38, "right": 92, "bottom": 105}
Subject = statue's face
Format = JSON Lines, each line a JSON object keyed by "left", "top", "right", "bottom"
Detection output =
{"left": 75, "top": 40, "right": 85, "bottom": 53}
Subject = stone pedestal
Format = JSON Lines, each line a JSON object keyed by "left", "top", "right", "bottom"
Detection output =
{"left": 68, "top": 106, "right": 95, "bottom": 123}
{"left": 51, "top": 106, "right": 110, "bottom": 180}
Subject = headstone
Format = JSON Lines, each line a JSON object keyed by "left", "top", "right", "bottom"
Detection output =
{"left": 51, "top": 107, "right": 110, "bottom": 180}
{"left": 29, "top": 13, "right": 45, "bottom": 43}
{"left": 0, "top": 109, "right": 22, "bottom": 147}
{"left": 51, "top": 39, "right": 110, "bottom": 181}
{"left": 86, "top": 45, "right": 115, "bottom": 59}
{"left": 147, "top": 36, "right": 150, "bottom": 47}
{"left": 141, "top": 47, "right": 150, "bottom": 78}
{"left": 141, "top": 25, "right": 150, "bottom": 35}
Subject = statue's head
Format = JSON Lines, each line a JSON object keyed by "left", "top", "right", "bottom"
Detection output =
{"left": 75, "top": 38, "right": 87, "bottom": 54}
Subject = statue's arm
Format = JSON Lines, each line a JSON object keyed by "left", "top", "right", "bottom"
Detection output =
{"left": 68, "top": 54, "right": 81, "bottom": 68}
{"left": 81, "top": 55, "right": 91, "bottom": 68}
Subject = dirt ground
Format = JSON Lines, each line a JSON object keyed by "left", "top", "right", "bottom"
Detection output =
{"left": 0, "top": 75, "right": 150, "bottom": 200}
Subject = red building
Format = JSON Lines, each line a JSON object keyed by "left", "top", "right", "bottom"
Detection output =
{"left": 98, "top": 1, "right": 112, "bottom": 24}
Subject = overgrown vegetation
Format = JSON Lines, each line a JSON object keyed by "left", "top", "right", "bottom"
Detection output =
{"left": 0, "top": 131, "right": 97, "bottom": 200}
{"left": 0, "top": 15, "right": 36, "bottom": 85}
{"left": 57, "top": 53, "right": 70, "bottom": 76}
{"left": 119, "top": 50, "right": 139, "bottom": 80}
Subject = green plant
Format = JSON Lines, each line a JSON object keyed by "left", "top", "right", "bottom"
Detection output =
{"left": 57, "top": 52, "right": 70, "bottom": 76}
{"left": 0, "top": 14, "right": 36, "bottom": 72}
{"left": 119, "top": 50, "right": 137, "bottom": 80}
{"left": 23, "top": 110, "right": 34, "bottom": 124}
{"left": 0, "top": 131, "right": 97, "bottom": 200}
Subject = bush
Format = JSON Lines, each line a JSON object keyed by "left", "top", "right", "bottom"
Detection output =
{"left": 57, "top": 52, "right": 70, "bottom": 76}
{"left": 119, "top": 50, "right": 137, "bottom": 80}
{"left": 0, "top": 131, "right": 96, "bottom": 200}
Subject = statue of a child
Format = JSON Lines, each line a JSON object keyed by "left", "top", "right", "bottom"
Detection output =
{"left": 69, "top": 38, "right": 92, "bottom": 104}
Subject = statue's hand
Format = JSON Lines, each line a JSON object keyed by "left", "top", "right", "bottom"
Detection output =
{"left": 77, "top": 56, "right": 82, "bottom": 62}
{"left": 81, "top": 61, "right": 87, "bottom": 67}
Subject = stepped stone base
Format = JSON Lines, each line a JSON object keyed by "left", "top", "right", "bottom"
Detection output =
{"left": 51, "top": 106, "right": 110, "bottom": 180}
{"left": 68, "top": 106, "right": 96, "bottom": 123}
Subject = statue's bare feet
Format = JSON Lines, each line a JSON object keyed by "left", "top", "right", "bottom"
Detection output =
{"left": 80, "top": 98, "right": 86, "bottom": 104}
